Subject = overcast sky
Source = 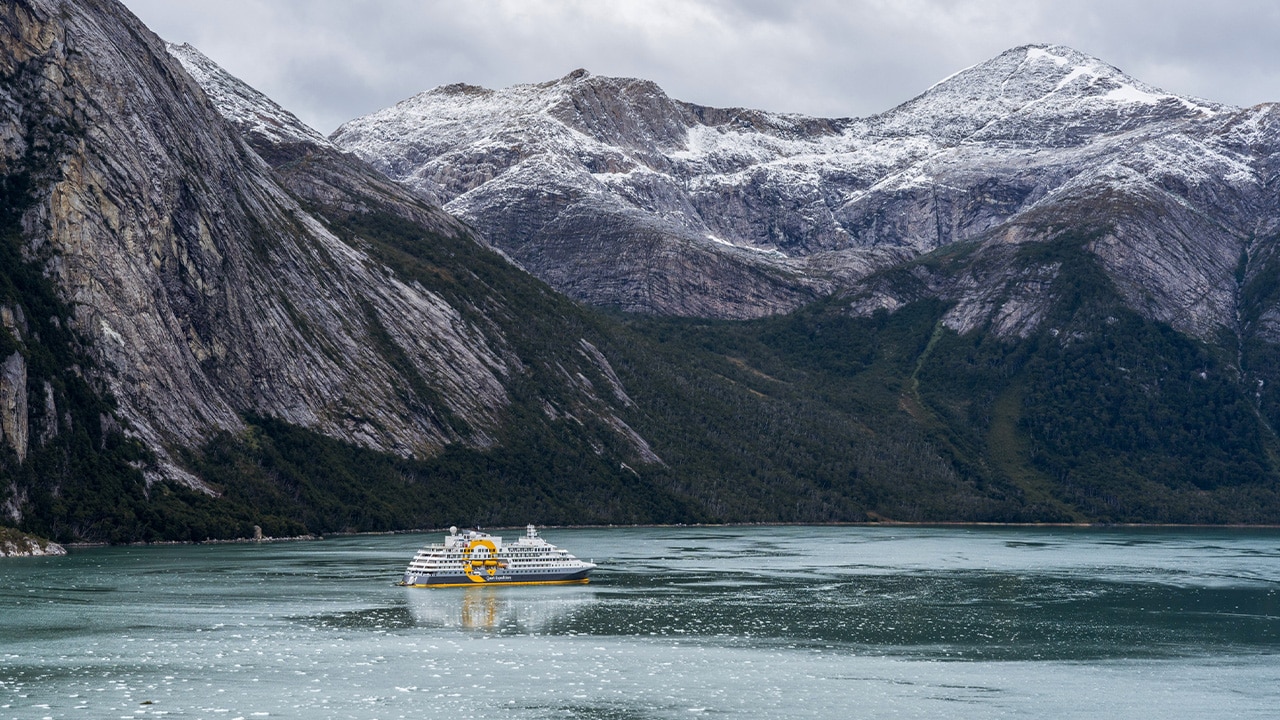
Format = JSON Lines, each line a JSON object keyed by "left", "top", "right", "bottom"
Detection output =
{"left": 120, "top": 0, "right": 1280, "bottom": 135}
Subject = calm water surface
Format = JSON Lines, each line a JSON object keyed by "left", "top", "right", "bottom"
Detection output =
{"left": 2, "top": 526, "right": 1278, "bottom": 718}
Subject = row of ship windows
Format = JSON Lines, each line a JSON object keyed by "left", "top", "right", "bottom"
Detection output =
{"left": 415, "top": 562, "right": 560, "bottom": 565}
{"left": 419, "top": 554, "right": 570, "bottom": 557}
{"left": 414, "top": 561, "right": 576, "bottom": 566}
{"left": 418, "top": 555, "right": 568, "bottom": 560}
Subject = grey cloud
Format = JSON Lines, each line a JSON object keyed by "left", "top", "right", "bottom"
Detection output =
{"left": 121, "top": 0, "right": 1280, "bottom": 134}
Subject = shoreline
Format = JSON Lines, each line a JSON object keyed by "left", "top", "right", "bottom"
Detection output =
{"left": 65, "top": 534, "right": 321, "bottom": 549}
{"left": 59, "top": 519, "right": 1280, "bottom": 550}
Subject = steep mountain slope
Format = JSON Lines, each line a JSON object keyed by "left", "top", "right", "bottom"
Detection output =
{"left": 333, "top": 45, "right": 1270, "bottom": 343}
{"left": 2, "top": 0, "right": 515, "bottom": 467}
{"left": 0, "top": 0, "right": 676, "bottom": 540}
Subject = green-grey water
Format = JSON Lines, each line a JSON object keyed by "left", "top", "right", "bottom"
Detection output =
{"left": 2, "top": 526, "right": 1278, "bottom": 718}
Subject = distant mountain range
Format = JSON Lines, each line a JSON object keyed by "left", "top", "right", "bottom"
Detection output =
{"left": 4, "top": 0, "right": 1280, "bottom": 543}
{"left": 331, "top": 44, "right": 1277, "bottom": 342}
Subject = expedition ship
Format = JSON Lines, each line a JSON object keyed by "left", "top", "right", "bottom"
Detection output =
{"left": 399, "top": 525, "right": 596, "bottom": 587}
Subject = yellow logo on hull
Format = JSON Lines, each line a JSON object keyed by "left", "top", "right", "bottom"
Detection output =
{"left": 461, "top": 538, "right": 506, "bottom": 582}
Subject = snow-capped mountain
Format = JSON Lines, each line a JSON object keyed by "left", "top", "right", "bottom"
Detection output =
{"left": 332, "top": 44, "right": 1279, "bottom": 337}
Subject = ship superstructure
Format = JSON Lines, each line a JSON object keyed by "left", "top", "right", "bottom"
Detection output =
{"left": 400, "top": 525, "right": 596, "bottom": 587}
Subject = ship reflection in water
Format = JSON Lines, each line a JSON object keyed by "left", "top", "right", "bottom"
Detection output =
{"left": 405, "top": 584, "right": 596, "bottom": 632}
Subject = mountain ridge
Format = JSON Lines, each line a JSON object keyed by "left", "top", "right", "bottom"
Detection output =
{"left": 331, "top": 43, "right": 1267, "bottom": 338}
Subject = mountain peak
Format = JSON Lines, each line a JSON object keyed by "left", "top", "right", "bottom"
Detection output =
{"left": 875, "top": 43, "right": 1227, "bottom": 144}
{"left": 937, "top": 43, "right": 1155, "bottom": 97}
{"left": 1009, "top": 43, "right": 1107, "bottom": 68}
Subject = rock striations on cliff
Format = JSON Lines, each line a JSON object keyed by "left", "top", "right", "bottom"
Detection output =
{"left": 2, "top": 0, "right": 503, "bottom": 480}
{"left": 332, "top": 45, "right": 1279, "bottom": 344}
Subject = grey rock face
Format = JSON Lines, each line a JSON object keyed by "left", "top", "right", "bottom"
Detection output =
{"left": 0, "top": 0, "right": 653, "bottom": 493}
{"left": 2, "top": 0, "right": 500, "bottom": 482}
{"left": 333, "top": 45, "right": 1277, "bottom": 342}
{"left": 331, "top": 69, "right": 841, "bottom": 318}
{"left": 0, "top": 353, "right": 27, "bottom": 462}
{"left": 37, "top": 380, "right": 56, "bottom": 446}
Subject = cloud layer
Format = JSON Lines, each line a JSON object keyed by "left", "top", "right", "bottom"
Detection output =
{"left": 122, "top": 0, "right": 1280, "bottom": 134}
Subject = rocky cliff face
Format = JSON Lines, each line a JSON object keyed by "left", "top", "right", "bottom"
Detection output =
{"left": 0, "top": 0, "right": 654, "bottom": 523}
{"left": 842, "top": 46, "right": 1277, "bottom": 343}
{"left": 1, "top": 0, "right": 509, "bottom": 485}
{"left": 332, "top": 45, "right": 1279, "bottom": 342}
{"left": 0, "top": 351, "right": 26, "bottom": 461}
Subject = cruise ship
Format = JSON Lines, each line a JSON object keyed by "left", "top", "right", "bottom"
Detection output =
{"left": 399, "top": 525, "right": 596, "bottom": 587}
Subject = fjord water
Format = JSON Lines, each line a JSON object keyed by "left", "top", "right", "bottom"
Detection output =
{"left": 2, "top": 527, "right": 1277, "bottom": 719}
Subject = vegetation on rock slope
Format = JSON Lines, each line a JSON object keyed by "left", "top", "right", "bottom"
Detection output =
{"left": 10, "top": 181, "right": 1280, "bottom": 542}
{"left": 8, "top": 174, "right": 1280, "bottom": 542}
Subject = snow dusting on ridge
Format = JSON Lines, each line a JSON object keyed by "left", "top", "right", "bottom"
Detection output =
{"left": 168, "top": 43, "right": 334, "bottom": 150}
{"left": 324, "top": 43, "right": 1271, "bottom": 321}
